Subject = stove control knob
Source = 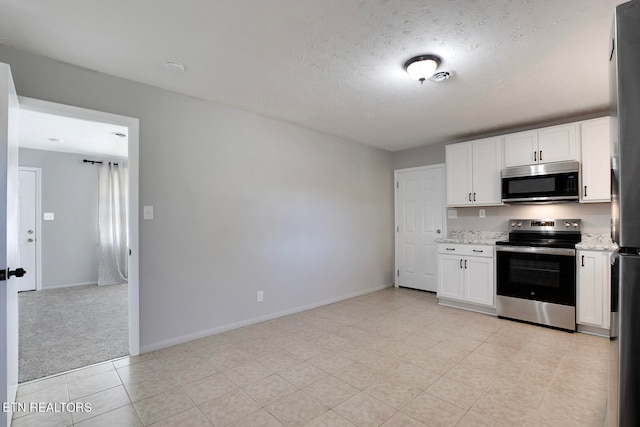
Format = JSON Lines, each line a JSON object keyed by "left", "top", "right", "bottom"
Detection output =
{"left": 565, "top": 222, "right": 571, "bottom": 227}
{"left": 511, "top": 221, "right": 517, "bottom": 227}
{"left": 572, "top": 222, "right": 579, "bottom": 228}
{"left": 517, "top": 221, "right": 522, "bottom": 227}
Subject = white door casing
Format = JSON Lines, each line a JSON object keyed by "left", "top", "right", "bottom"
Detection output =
{"left": 18, "top": 97, "right": 141, "bottom": 357}
{"left": 1, "top": 62, "right": 20, "bottom": 427}
{"left": 395, "top": 164, "right": 445, "bottom": 292}
{"left": 18, "top": 168, "right": 40, "bottom": 292}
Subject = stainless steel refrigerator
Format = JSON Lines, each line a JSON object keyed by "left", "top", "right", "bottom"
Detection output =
{"left": 608, "top": 1, "right": 640, "bottom": 426}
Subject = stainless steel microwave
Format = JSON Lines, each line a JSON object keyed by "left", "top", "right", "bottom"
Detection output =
{"left": 501, "top": 161, "right": 580, "bottom": 203}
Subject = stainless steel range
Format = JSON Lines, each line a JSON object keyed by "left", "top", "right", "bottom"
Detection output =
{"left": 495, "top": 219, "right": 581, "bottom": 331}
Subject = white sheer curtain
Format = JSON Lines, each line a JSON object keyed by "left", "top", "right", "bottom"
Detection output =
{"left": 98, "top": 162, "right": 129, "bottom": 286}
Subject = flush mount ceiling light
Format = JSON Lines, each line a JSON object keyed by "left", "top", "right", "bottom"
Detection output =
{"left": 163, "top": 61, "right": 185, "bottom": 73}
{"left": 404, "top": 54, "right": 442, "bottom": 84}
{"left": 48, "top": 137, "right": 63, "bottom": 143}
{"left": 111, "top": 132, "right": 127, "bottom": 138}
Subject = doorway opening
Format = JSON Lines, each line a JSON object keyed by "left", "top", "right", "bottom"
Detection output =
{"left": 16, "top": 97, "right": 139, "bottom": 382}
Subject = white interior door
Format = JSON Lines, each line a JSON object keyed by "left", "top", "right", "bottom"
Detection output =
{"left": 395, "top": 164, "right": 445, "bottom": 292}
{"left": 18, "top": 168, "right": 37, "bottom": 292}
{"left": 1, "top": 62, "right": 21, "bottom": 427}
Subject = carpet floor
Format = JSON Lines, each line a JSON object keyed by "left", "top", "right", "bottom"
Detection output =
{"left": 18, "top": 283, "right": 128, "bottom": 383}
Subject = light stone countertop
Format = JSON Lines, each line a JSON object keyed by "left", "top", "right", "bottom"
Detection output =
{"left": 436, "top": 231, "right": 617, "bottom": 251}
{"left": 435, "top": 231, "right": 508, "bottom": 246}
{"left": 576, "top": 233, "right": 618, "bottom": 251}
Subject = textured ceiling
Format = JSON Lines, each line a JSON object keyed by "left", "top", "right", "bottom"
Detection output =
{"left": 0, "top": 0, "right": 625, "bottom": 151}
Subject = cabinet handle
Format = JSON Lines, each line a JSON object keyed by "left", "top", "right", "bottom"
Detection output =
{"left": 468, "top": 193, "right": 472, "bottom": 202}
{"left": 581, "top": 255, "right": 585, "bottom": 267}
{"left": 460, "top": 259, "right": 463, "bottom": 269}
{"left": 446, "top": 248, "right": 456, "bottom": 251}
{"left": 584, "top": 186, "right": 588, "bottom": 197}
{"left": 539, "top": 150, "right": 543, "bottom": 161}
{"left": 534, "top": 151, "right": 537, "bottom": 162}
{"left": 464, "top": 259, "right": 468, "bottom": 269}
{"left": 473, "top": 249, "right": 483, "bottom": 253}
{"left": 473, "top": 192, "right": 476, "bottom": 202}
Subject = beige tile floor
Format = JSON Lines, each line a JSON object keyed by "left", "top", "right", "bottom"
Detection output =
{"left": 12, "top": 287, "right": 609, "bottom": 426}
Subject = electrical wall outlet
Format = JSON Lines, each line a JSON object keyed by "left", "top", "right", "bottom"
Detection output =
{"left": 447, "top": 209, "right": 458, "bottom": 219}
{"left": 257, "top": 290, "right": 264, "bottom": 302}
{"left": 479, "top": 209, "right": 486, "bottom": 218}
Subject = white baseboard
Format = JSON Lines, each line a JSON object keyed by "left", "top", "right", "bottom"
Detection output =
{"left": 438, "top": 298, "right": 497, "bottom": 316}
{"left": 140, "top": 283, "right": 392, "bottom": 354}
{"left": 577, "top": 324, "right": 610, "bottom": 337}
{"left": 41, "top": 281, "right": 98, "bottom": 290}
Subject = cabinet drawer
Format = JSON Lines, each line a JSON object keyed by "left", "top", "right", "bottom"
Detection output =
{"left": 437, "top": 244, "right": 494, "bottom": 258}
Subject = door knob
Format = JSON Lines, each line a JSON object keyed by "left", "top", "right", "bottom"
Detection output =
{"left": 8, "top": 268, "right": 26, "bottom": 278}
{"left": 436, "top": 229, "right": 441, "bottom": 234}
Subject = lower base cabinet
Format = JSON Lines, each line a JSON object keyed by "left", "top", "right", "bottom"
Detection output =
{"left": 577, "top": 250, "right": 612, "bottom": 330}
{"left": 437, "top": 244, "right": 494, "bottom": 307}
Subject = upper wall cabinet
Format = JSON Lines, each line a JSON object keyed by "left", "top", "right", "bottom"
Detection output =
{"left": 503, "top": 123, "right": 577, "bottom": 167}
{"left": 580, "top": 117, "right": 612, "bottom": 203}
{"left": 446, "top": 137, "right": 502, "bottom": 207}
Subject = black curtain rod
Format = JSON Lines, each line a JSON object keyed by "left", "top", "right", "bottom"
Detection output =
{"left": 83, "top": 159, "right": 119, "bottom": 166}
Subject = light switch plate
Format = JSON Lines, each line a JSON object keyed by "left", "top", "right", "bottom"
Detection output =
{"left": 143, "top": 206, "right": 154, "bottom": 220}
{"left": 43, "top": 212, "right": 54, "bottom": 221}
{"left": 479, "top": 209, "right": 486, "bottom": 218}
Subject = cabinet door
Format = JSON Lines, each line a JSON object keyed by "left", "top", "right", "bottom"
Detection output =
{"left": 438, "top": 255, "right": 464, "bottom": 301}
{"left": 472, "top": 137, "right": 503, "bottom": 205}
{"left": 464, "top": 256, "right": 494, "bottom": 307}
{"left": 577, "top": 251, "right": 603, "bottom": 327}
{"left": 581, "top": 118, "right": 611, "bottom": 202}
{"left": 538, "top": 123, "right": 577, "bottom": 164}
{"left": 445, "top": 143, "right": 473, "bottom": 206}
{"left": 503, "top": 131, "right": 538, "bottom": 167}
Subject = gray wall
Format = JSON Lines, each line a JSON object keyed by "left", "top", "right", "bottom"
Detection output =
{"left": 0, "top": 46, "right": 394, "bottom": 351}
{"left": 18, "top": 149, "right": 124, "bottom": 288}
{"left": 392, "top": 141, "right": 446, "bottom": 170}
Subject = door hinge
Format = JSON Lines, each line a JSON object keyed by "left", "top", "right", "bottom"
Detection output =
{"left": 397, "top": 269, "right": 400, "bottom": 277}
{"left": 396, "top": 226, "right": 399, "bottom": 232}
{"left": 396, "top": 182, "right": 399, "bottom": 189}
{"left": 0, "top": 270, "right": 5, "bottom": 281}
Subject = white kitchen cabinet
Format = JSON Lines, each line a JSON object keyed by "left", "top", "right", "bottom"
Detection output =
{"left": 437, "top": 244, "right": 494, "bottom": 307}
{"left": 464, "top": 256, "right": 494, "bottom": 306}
{"left": 502, "top": 130, "right": 537, "bottom": 167}
{"left": 503, "top": 123, "right": 577, "bottom": 167}
{"left": 577, "top": 250, "right": 611, "bottom": 330}
{"left": 438, "top": 254, "right": 464, "bottom": 300}
{"left": 580, "top": 117, "right": 612, "bottom": 203}
{"left": 446, "top": 143, "right": 472, "bottom": 206}
{"left": 446, "top": 137, "right": 502, "bottom": 207}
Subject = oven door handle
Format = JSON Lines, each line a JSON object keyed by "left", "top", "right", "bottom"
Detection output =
{"left": 495, "top": 245, "right": 575, "bottom": 256}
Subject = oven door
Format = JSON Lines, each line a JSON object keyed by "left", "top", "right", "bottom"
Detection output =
{"left": 496, "top": 246, "right": 576, "bottom": 306}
